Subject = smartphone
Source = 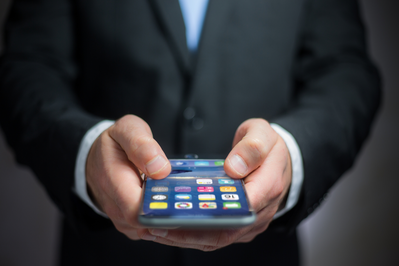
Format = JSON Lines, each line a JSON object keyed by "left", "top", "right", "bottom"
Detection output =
{"left": 138, "top": 159, "right": 256, "bottom": 228}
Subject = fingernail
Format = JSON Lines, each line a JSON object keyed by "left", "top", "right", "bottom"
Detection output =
{"left": 146, "top": 155, "right": 168, "bottom": 175}
{"left": 230, "top": 154, "right": 248, "bottom": 176}
{"left": 149, "top": 229, "right": 168, "bottom": 237}
{"left": 141, "top": 233, "right": 157, "bottom": 241}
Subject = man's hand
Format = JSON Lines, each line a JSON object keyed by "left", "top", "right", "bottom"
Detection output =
{"left": 141, "top": 118, "right": 292, "bottom": 250}
{"left": 86, "top": 115, "right": 171, "bottom": 240}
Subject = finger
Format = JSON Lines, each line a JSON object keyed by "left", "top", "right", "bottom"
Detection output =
{"left": 235, "top": 208, "right": 272, "bottom": 243}
{"left": 108, "top": 115, "right": 171, "bottom": 179}
{"left": 150, "top": 237, "right": 220, "bottom": 252}
{"left": 236, "top": 223, "right": 269, "bottom": 243}
{"left": 224, "top": 119, "right": 277, "bottom": 178}
{"left": 87, "top": 128, "right": 143, "bottom": 215}
{"left": 244, "top": 137, "right": 291, "bottom": 212}
{"left": 147, "top": 227, "right": 252, "bottom": 248}
{"left": 90, "top": 132, "right": 146, "bottom": 224}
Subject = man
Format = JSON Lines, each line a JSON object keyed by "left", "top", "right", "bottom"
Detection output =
{"left": 0, "top": 0, "right": 380, "bottom": 265}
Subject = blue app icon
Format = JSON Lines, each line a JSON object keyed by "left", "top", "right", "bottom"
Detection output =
{"left": 173, "top": 161, "right": 188, "bottom": 166}
{"left": 175, "top": 194, "right": 192, "bottom": 200}
{"left": 218, "top": 179, "right": 235, "bottom": 185}
{"left": 194, "top": 161, "right": 210, "bottom": 166}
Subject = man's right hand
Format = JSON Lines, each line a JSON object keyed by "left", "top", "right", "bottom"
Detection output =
{"left": 86, "top": 115, "right": 171, "bottom": 240}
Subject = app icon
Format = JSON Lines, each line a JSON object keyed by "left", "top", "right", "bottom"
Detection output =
{"left": 220, "top": 186, "right": 237, "bottom": 192}
{"left": 151, "top": 186, "right": 168, "bottom": 192}
{"left": 175, "top": 194, "right": 192, "bottom": 200}
{"left": 197, "top": 186, "right": 214, "bottom": 192}
{"left": 194, "top": 161, "right": 210, "bottom": 166}
{"left": 198, "top": 194, "right": 216, "bottom": 201}
{"left": 151, "top": 194, "right": 168, "bottom": 200}
{"left": 175, "top": 202, "right": 193, "bottom": 209}
{"left": 214, "top": 161, "right": 224, "bottom": 166}
{"left": 223, "top": 202, "right": 241, "bottom": 209}
{"left": 150, "top": 202, "right": 168, "bottom": 209}
{"left": 175, "top": 186, "right": 191, "bottom": 192}
{"left": 218, "top": 179, "right": 234, "bottom": 185}
{"left": 199, "top": 202, "right": 217, "bottom": 209}
{"left": 222, "top": 194, "right": 239, "bottom": 200}
{"left": 173, "top": 161, "right": 188, "bottom": 166}
{"left": 196, "top": 179, "right": 213, "bottom": 185}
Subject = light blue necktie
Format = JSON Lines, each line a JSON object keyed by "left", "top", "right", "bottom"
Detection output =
{"left": 179, "top": 0, "right": 209, "bottom": 52}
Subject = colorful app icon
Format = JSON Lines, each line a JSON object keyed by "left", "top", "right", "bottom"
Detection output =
{"left": 218, "top": 179, "right": 234, "bottom": 185}
{"left": 175, "top": 186, "right": 191, "bottom": 192}
{"left": 214, "top": 161, "right": 224, "bottom": 166}
{"left": 199, "top": 202, "right": 217, "bottom": 209}
{"left": 194, "top": 161, "right": 210, "bottom": 166}
{"left": 220, "top": 186, "right": 237, "bottom": 192}
{"left": 197, "top": 186, "right": 214, "bottom": 192}
{"left": 196, "top": 179, "right": 213, "bottom": 185}
{"left": 175, "top": 202, "right": 193, "bottom": 209}
{"left": 175, "top": 194, "right": 192, "bottom": 200}
{"left": 151, "top": 186, "right": 168, "bottom": 192}
{"left": 198, "top": 194, "right": 216, "bottom": 201}
{"left": 222, "top": 194, "right": 239, "bottom": 200}
{"left": 223, "top": 202, "right": 241, "bottom": 209}
{"left": 151, "top": 194, "right": 168, "bottom": 200}
{"left": 150, "top": 202, "right": 168, "bottom": 209}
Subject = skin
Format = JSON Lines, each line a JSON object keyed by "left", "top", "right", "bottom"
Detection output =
{"left": 86, "top": 114, "right": 292, "bottom": 251}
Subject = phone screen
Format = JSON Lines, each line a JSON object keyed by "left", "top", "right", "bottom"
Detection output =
{"left": 140, "top": 160, "right": 253, "bottom": 221}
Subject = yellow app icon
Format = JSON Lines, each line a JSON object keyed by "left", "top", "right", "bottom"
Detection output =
{"left": 220, "top": 186, "right": 237, "bottom": 192}
{"left": 149, "top": 202, "right": 168, "bottom": 209}
{"left": 198, "top": 194, "right": 216, "bottom": 201}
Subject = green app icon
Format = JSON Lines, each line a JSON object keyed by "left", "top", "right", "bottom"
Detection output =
{"left": 223, "top": 202, "right": 241, "bottom": 209}
{"left": 214, "top": 161, "right": 224, "bottom": 166}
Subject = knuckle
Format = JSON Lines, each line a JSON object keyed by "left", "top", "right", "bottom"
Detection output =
{"left": 255, "top": 118, "right": 270, "bottom": 127}
{"left": 113, "top": 223, "right": 126, "bottom": 234}
{"left": 131, "top": 134, "right": 153, "bottom": 152}
{"left": 202, "top": 245, "right": 218, "bottom": 252}
{"left": 274, "top": 181, "right": 285, "bottom": 197}
{"left": 215, "top": 231, "right": 237, "bottom": 247}
{"left": 243, "top": 137, "right": 264, "bottom": 158}
{"left": 268, "top": 182, "right": 284, "bottom": 201}
{"left": 113, "top": 115, "right": 130, "bottom": 131}
{"left": 119, "top": 114, "right": 135, "bottom": 124}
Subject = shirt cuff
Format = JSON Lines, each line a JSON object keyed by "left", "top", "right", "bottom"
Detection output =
{"left": 74, "top": 120, "right": 115, "bottom": 218}
{"left": 270, "top": 123, "right": 304, "bottom": 219}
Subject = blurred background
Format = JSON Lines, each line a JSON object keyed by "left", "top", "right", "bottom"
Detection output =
{"left": 0, "top": 0, "right": 398, "bottom": 265}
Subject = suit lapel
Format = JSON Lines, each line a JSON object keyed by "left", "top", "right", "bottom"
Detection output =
{"left": 149, "top": 0, "right": 191, "bottom": 72}
{"left": 196, "top": 0, "right": 228, "bottom": 57}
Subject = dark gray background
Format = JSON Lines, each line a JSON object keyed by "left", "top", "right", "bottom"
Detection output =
{"left": 0, "top": 0, "right": 398, "bottom": 265}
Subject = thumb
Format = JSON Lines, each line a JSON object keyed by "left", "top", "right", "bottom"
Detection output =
{"left": 108, "top": 115, "right": 171, "bottom": 179}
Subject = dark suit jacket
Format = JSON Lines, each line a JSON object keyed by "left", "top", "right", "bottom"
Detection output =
{"left": 0, "top": 0, "right": 380, "bottom": 265}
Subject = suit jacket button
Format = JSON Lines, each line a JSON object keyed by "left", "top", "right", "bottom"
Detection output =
{"left": 184, "top": 107, "right": 196, "bottom": 120}
{"left": 192, "top": 117, "right": 204, "bottom": 130}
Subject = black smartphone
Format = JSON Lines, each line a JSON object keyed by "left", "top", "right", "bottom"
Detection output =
{"left": 138, "top": 159, "right": 256, "bottom": 228}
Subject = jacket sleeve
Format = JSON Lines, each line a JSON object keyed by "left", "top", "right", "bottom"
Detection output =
{"left": 0, "top": 0, "right": 109, "bottom": 232}
{"left": 269, "top": 0, "right": 381, "bottom": 233}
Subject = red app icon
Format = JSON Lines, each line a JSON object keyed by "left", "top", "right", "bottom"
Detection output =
{"left": 197, "top": 186, "right": 214, "bottom": 192}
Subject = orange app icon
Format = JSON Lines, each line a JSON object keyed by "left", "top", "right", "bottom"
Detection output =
{"left": 220, "top": 186, "right": 237, "bottom": 192}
